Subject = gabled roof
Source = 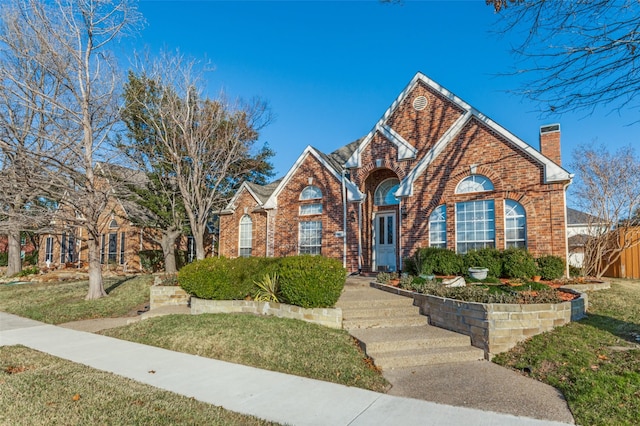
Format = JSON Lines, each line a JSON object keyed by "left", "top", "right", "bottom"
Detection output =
{"left": 223, "top": 178, "right": 282, "bottom": 213}
{"left": 567, "top": 207, "right": 606, "bottom": 226}
{"left": 343, "top": 72, "right": 573, "bottom": 197}
{"left": 262, "top": 146, "right": 363, "bottom": 210}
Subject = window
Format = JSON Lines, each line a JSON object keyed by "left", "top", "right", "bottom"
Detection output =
{"left": 60, "top": 233, "right": 75, "bottom": 263}
{"left": 455, "top": 175, "right": 494, "bottom": 194}
{"left": 456, "top": 200, "right": 495, "bottom": 253}
{"left": 100, "top": 234, "right": 106, "bottom": 264}
{"left": 505, "top": 199, "right": 526, "bottom": 249}
{"left": 67, "top": 233, "right": 75, "bottom": 263}
{"left": 299, "top": 203, "right": 322, "bottom": 215}
{"left": 429, "top": 205, "right": 447, "bottom": 248}
{"left": 374, "top": 178, "right": 400, "bottom": 206}
{"left": 299, "top": 221, "right": 322, "bottom": 255}
{"left": 60, "top": 232, "right": 67, "bottom": 263}
{"left": 187, "top": 236, "right": 196, "bottom": 263}
{"left": 300, "top": 185, "right": 322, "bottom": 200}
{"left": 119, "top": 232, "right": 125, "bottom": 265}
{"left": 108, "top": 233, "right": 117, "bottom": 263}
{"left": 45, "top": 237, "right": 54, "bottom": 263}
{"left": 239, "top": 215, "right": 253, "bottom": 257}
{"left": 109, "top": 219, "right": 118, "bottom": 228}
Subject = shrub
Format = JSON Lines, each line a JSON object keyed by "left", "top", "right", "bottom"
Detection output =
{"left": 277, "top": 256, "right": 345, "bottom": 308}
{"left": 536, "top": 255, "right": 566, "bottom": 280}
{"left": 402, "top": 256, "right": 418, "bottom": 276}
{"left": 569, "top": 265, "right": 583, "bottom": 278}
{"left": 417, "top": 247, "right": 464, "bottom": 276}
{"left": 502, "top": 248, "right": 538, "bottom": 279}
{"left": 0, "top": 252, "right": 7, "bottom": 267}
{"left": 463, "top": 248, "right": 502, "bottom": 278}
{"left": 18, "top": 266, "right": 39, "bottom": 277}
{"left": 139, "top": 250, "right": 164, "bottom": 272}
{"left": 254, "top": 273, "right": 280, "bottom": 302}
{"left": 23, "top": 250, "right": 38, "bottom": 266}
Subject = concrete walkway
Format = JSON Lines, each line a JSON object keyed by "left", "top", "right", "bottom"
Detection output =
{"left": 0, "top": 312, "right": 570, "bottom": 426}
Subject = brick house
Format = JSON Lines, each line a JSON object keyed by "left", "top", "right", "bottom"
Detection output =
{"left": 219, "top": 72, "right": 573, "bottom": 274}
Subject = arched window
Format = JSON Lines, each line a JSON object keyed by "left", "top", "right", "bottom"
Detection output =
{"left": 239, "top": 215, "right": 252, "bottom": 257}
{"left": 455, "top": 175, "right": 494, "bottom": 194}
{"left": 300, "top": 185, "right": 322, "bottom": 200}
{"left": 109, "top": 219, "right": 118, "bottom": 228}
{"left": 429, "top": 205, "right": 447, "bottom": 248}
{"left": 505, "top": 199, "right": 526, "bottom": 248}
{"left": 374, "top": 178, "right": 400, "bottom": 206}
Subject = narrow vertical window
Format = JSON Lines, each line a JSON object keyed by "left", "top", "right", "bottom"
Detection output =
{"left": 505, "top": 200, "right": 527, "bottom": 249}
{"left": 67, "top": 234, "right": 75, "bottom": 263}
{"left": 119, "top": 232, "right": 125, "bottom": 264}
{"left": 108, "top": 233, "right": 117, "bottom": 263}
{"left": 100, "top": 234, "right": 106, "bottom": 264}
{"left": 239, "top": 215, "right": 253, "bottom": 257}
{"left": 429, "top": 205, "right": 447, "bottom": 248}
{"left": 45, "top": 237, "right": 54, "bottom": 263}
{"left": 60, "top": 232, "right": 67, "bottom": 263}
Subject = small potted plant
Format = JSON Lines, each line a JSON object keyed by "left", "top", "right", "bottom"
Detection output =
{"left": 468, "top": 267, "right": 489, "bottom": 280}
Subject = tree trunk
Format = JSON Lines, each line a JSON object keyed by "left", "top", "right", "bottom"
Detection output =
{"left": 193, "top": 226, "right": 206, "bottom": 260}
{"left": 161, "top": 229, "right": 181, "bottom": 274}
{"left": 85, "top": 236, "right": 106, "bottom": 300}
{"left": 6, "top": 230, "right": 22, "bottom": 277}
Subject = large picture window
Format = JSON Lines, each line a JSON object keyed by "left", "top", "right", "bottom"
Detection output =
{"left": 374, "top": 178, "right": 400, "bottom": 206}
{"left": 456, "top": 200, "right": 495, "bottom": 253}
{"left": 239, "top": 215, "right": 253, "bottom": 257}
{"left": 299, "top": 221, "right": 322, "bottom": 255}
{"left": 429, "top": 205, "right": 447, "bottom": 248}
{"left": 505, "top": 199, "right": 526, "bottom": 248}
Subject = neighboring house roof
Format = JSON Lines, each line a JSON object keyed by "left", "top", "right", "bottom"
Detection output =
{"left": 568, "top": 234, "right": 590, "bottom": 248}
{"left": 566, "top": 207, "right": 606, "bottom": 226}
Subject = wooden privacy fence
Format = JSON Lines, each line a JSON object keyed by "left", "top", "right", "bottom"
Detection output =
{"left": 605, "top": 227, "right": 640, "bottom": 279}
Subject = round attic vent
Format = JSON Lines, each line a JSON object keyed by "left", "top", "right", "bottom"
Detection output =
{"left": 413, "top": 95, "right": 428, "bottom": 111}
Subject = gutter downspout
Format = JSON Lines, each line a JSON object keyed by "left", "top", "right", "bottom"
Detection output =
{"left": 342, "top": 170, "right": 347, "bottom": 270}
{"left": 398, "top": 198, "right": 403, "bottom": 272}
{"left": 563, "top": 179, "right": 573, "bottom": 278}
{"left": 358, "top": 201, "right": 363, "bottom": 273}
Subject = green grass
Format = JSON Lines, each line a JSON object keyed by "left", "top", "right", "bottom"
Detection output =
{"left": 101, "top": 313, "right": 390, "bottom": 392}
{"left": 0, "top": 275, "right": 152, "bottom": 324}
{"left": 0, "top": 345, "right": 277, "bottom": 426}
{"left": 493, "top": 279, "right": 640, "bottom": 426}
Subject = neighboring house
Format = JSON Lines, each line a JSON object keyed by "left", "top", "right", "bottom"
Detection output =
{"left": 37, "top": 166, "right": 213, "bottom": 272}
{"left": 219, "top": 72, "right": 573, "bottom": 274}
{"left": 0, "top": 235, "right": 37, "bottom": 259}
{"left": 566, "top": 207, "right": 608, "bottom": 268}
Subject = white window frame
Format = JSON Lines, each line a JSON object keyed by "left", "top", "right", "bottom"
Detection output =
{"left": 455, "top": 175, "right": 494, "bottom": 194}
{"left": 239, "top": 215, "right": 253, "bottom": 257}
{"left": 299, "top": 221, "right": 322, "bottom": 255}
{"left": 455, "top": 200, "right": 495, "bottom": 254}
{"left": 45, "top": 236, "right": 54, "bottom": 263}
{"left": 374, "top": 178, "right": 400, "bottom": 206}
{"left": 299, "top": 203, "right": 323, "bottom": 216}
{"left": 429, "top": 205, "right": 447, "bottom": 248}
{"left": 300, "top": 185, "right": 322, "bottom": 200}
{"left": 505, "top": 199, "right": 527, "bottom": 249}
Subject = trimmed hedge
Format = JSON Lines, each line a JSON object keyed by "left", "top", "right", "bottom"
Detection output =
{"left": 463, "top": 248, "right": 502, "bottom": 278}
{"left": 536, "top": 255, "right": 565, "bottom": 280}
{"left": 178, "top": 255, "right": 345, "bottom": 308}
{"left": 414, "top": 247, "right": 464, "bottom": 276}
{"left": 502, "top": 248, "right": 538, "bottom": 279}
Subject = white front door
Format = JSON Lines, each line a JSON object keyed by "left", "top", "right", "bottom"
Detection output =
{"left": 374, "top": 212, "right": 397, "bottom": 272}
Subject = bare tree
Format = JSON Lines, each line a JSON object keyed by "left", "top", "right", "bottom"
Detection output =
{"left": 487, "top": 0, "right": 640, "bottom": 117}
{"left": 570, "top": 144, "right": 640, "bottom": 277}
{"left": 122, "top": 52, "right": 273, "bottom": 261}
{"left": 0, "top": 0, "right": 141, "bottom": 298}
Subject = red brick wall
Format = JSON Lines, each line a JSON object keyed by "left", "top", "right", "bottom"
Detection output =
{"left": 219, "top": 189, "right": 268, "bottom": 258}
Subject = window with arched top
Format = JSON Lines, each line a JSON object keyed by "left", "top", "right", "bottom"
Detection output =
{"left": 239, "top": 215, "right": 253, "bottom": 257}
{"left": 374, "top": 178, "right": 400, "bottom": 206}
{"left": 429, "top": 205, "right": 447, "bottom": 248}
{"left": 300, "top": 185, "right": 322, "bottom": 200}
{"left": 455, "top": 175, "right": 494, "bottom": 194}
{"left": 109, "top": 219, "right": 118, "bottom": 228}
{"left": 505, "top": 199, "right": 526, "bottom": 249}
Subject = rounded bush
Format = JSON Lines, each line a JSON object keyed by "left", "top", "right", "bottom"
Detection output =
{"left": 536, "top": 255, "right": 566, "bottom": 280}
{"left": 463, "top": 248, "right": 502, "bottom": 278}
{"left": 277, "top": 255, "right": 346, "bottom": 308}
{"left": 502, "top": 248, "right": 538, "bottom": 279}
{"left": 417, "top": 247, "right": 464, "bottom": 276}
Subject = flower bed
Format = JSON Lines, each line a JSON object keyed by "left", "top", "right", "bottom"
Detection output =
{"left": 372, "top": 281, "right": 587, "bottom": 359}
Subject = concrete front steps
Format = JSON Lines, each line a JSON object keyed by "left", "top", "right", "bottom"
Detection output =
{"left": 338, "top": 279, "right": 484, "bottom": 370}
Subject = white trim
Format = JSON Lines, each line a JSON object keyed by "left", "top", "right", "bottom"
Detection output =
{"left": 263, "top": 146, "right": 363, "bottom": 209}
{"left": 224, "top": 181, "right": 263, "bottom": 212}
{"left": 373, "top": 211, "right": 397, "bottom": 273}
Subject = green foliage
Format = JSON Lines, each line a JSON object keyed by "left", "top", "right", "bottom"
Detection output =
{"left": 463, "top": 248, "right": 503, "bottom": 278}
{"left": 569, "top": 265, "right": 583, "bottom": 277}
{"left": 254, "top": 273, "right": 280, "bottom": 302}
{"left": 536, "top": 255, "right": 566, "bottom": 280}
{"left": 0, "top": 252, "right": 7, "bottom": 267}
{"left": 416, "top": 247, "right": 464, "bottom": 276}
{"left": 502, "top": 248, "right": 538, "bottom": 279}
{"left": 17, "top": 266, "right": 39, "bottom": 277}
{"left": 277, "top": 256, "right": 345, "bottom": 308}
{"left": 139, "top": 250, "right": 164, "bottom": 272}
{"left": 23, "top": 250, "right": 38, "bottom": 266}
{"left": 375, "top": 272, "right": 397, "bottom": 283}
{"left": 414, "top": 280, "right": 562, "bottom": 304}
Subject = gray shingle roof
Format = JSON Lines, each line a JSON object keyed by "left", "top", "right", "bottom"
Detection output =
{"left": 246, "top": 179, "right": 282, "bottom": 204}
{"left": 566, "top": 207, "right": 603, "bottom": 226}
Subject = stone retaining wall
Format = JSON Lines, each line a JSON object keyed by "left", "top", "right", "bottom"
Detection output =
{"left": 150, "top": 286, "right": 190, "bottom": 310}
{"left": 371, "top": 282, "right": 587, "bottom": 359}
{"left": 190, "top": 298, "right": 343, "bottom": 329}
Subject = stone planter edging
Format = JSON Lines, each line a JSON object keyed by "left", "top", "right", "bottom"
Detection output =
{"left": 190, "top": 298, "right": 343, "bottom": 329}
{"left": 150, "top": 285, "right": 190, "bottom": 310}
{"left": 371, "top": 281, "right": 588, "bottom": 359}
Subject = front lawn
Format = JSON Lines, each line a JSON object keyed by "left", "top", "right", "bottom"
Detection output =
{"left": 0, "top": 345, "right": 277, "bottom": 426}
{"left": 0, "top": 275, "right": 152, "bottom": 324}
{"left": 101, "top": 313, "right": 390, "bottom": 392}
{"left": 493, "top": 279, "right": 640, "bottom": 426}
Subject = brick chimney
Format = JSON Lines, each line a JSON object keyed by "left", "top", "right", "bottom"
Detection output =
{"left": 539, "top": 124, "right": 561, "bottom": 166}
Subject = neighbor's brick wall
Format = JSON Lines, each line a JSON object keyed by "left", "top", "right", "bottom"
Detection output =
{"left": 219, "top": 189, "right": 268, "bottom": 258}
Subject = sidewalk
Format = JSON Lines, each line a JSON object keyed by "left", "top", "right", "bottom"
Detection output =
{"left": 1, "top": 312, "right": 569, "bottom": 426}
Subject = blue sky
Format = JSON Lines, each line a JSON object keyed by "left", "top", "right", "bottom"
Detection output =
{"left": 125, "top": 1, "right": 637, "bottom": 202}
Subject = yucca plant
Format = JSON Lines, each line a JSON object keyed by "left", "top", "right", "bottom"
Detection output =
{"left": 254, "top": 273, "right": 280, "bottom": 302}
